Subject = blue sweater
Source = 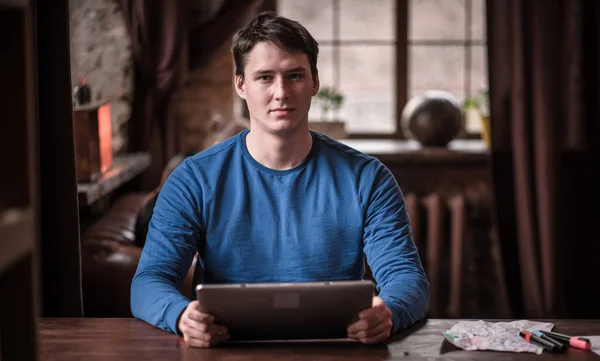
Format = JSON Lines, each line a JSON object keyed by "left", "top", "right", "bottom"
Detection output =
{"left": 131, "top": 130, "right": 429, "bottom": 336}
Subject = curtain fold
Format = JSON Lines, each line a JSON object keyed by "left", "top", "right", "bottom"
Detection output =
{"left": 119, "top": 0, "right": 264, "bottom": 189}
{"left": 120, "top": 0, "right": 188, "bottom": 189}
{"left": 487, "top": 0, "right": 600, "bottom": 318}
{"left": 188, "top": 0, "right": 264, "bottom": 70}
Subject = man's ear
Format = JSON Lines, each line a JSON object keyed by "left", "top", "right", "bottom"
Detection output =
{"left": 235, "top": 74, "right": 246, "bottom": 100}
{"left": 312, "top": 72, "right": 320, "bottom": 96}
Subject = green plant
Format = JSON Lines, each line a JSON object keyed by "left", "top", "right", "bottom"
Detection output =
{"left": 462, "top": 88, "right": 489, "bottom": 115}
{"left": 316, "top": 86, "right": 345, "bottom": 121}
{"left": 462, "top": 88, "right": 491, "bottom": 139}
{"left": 462, "top": 97, "right": 479, "bottom": 111}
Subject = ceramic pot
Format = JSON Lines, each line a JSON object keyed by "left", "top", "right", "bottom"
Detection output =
{"left": 401, "top": 90, "right": 463, "bottom": 147}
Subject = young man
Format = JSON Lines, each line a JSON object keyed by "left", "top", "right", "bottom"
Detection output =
{"left": 131, "top": 11, "right": 429, "bottom": 348}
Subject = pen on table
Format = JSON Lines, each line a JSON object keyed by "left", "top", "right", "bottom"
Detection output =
{"left": 531, "top": 331, "right": 567, "bottom": 353}
{"left": 538, "top": 330, "right": 592, "bottom": 350}
{"left": 519, "top": 330, "right": 561, "bottom": 353}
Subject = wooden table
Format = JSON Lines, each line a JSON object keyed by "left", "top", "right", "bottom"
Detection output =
{"left": 39, "top": 318, "right": 600, "bottom": 360}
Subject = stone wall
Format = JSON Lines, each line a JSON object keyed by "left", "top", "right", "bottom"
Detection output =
{"left": 69, "top": 0, "right": 244, "bottom": 156}
{"left": 171, "top": 49, "right": 239, "bottom": 153}
{"left": 69, "top": 0, "right": 133, "bottom": 155}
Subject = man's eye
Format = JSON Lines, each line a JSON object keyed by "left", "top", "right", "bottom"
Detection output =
{"left": 288, "top": 73, "right": 302, "bottom": 80}
{"left": 258, "top": 75, "right": 272, "bottom": 81}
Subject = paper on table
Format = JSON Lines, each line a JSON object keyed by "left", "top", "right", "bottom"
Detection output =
{"left": 585, "top": 336, "right": 600, "bottom": 356}
{"left": 443, "top": 320, "right": 555, "bottom": 354}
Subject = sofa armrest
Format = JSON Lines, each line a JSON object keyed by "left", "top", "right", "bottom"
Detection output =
{"left": 81, "top": 192, "right": 197, "bottom": 317}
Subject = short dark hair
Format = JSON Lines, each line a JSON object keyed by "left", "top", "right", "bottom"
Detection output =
{"left": 232, "top": 11, "right": 319, "bottom": 81}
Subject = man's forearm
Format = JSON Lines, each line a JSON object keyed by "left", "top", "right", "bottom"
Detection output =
{"left": 130, "top": 270, "right": 191, "bottom": 335}
{"left": 377, "top": 273, "right": 430, "bottom": 334}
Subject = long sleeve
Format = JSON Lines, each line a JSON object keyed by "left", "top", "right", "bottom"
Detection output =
{"left": 360, "top": 161, "right": 430, "bottom": 334}
{"left": 130, "top": 159, "right": 202, "bottom": 335}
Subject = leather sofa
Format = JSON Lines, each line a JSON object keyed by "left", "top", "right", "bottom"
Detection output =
{"left": 81, "top": 118, "right": 249, "bottom": 317}
{"left": 81, "top": 157, "right": 195, "bottom": 317}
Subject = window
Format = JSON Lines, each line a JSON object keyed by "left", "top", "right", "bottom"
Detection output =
{"left": 278, "top": 0, "right": 396, "bottom": 135}
{"left": 408, "top": 0, "right": 488, "bottom": 134}
{"left": 276, "top": 0, "right": 487, "bottom": 137}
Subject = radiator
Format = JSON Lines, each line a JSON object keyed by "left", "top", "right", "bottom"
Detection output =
{"left": 362, "top": 191, "right": 509, "bottom": 318}
{"left": 405, "top": 193, "right": 467, "bottom": 318}
{"left": 405, "top": 192, "right": 511, "bottom": 319}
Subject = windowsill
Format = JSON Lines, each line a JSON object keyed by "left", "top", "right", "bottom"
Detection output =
{"left": 77, "top": 152, "right": 151, "bottom": 206}
{"left": 338, "top": 138, "right": 488, "bottom": 164}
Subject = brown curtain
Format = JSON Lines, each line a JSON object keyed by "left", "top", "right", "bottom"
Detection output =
{"left": 487, "top": 0, "right": 600, "bottom": 318}
{"left": 120, "top": 0, "right": 188, "bottom": 190}
{"left": 188, "top": 0, "right": 265, "bottom": 69}
{"left": 120, "top": 0, "right": 263, "bottom": 189}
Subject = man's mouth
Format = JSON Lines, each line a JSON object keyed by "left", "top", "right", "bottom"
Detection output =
{"left": 270, "top": 108, "right": 295, "bottom": 115}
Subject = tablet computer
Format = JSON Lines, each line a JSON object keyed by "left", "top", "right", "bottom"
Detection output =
{"left": 195, "top": 280, "right": 375, "bottom": 342}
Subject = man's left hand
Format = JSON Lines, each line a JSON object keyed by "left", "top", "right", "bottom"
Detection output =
{"left": 347, "top": 296, "right": 393, "bottom": 344}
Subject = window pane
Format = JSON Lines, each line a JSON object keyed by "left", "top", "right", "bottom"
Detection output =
{"left": 308, "top": 45, "right": 335, "bottom": 121}
{"left": 470, "top": 0, "right": 486, "bottom": 41}
{"left": 338, "top": 45, "right": 395, "bottom": 133}
{"left": 277, "top": 0, "right": 334, "bottom": 41}
{"left": 409, "top": 45, "right": 465, "bottom": 102}
{"left": 470, "top": 45, "right": 488, "bottom": 96}
{"left": 339, "top": 0, "right": 395, "bottom": 41}
{"left": 409, "top": 0, "right": 466, "bottom": 41}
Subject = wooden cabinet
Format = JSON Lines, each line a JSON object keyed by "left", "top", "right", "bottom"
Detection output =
{"left": 1, "top": 1, "right": 81, "bottom": 359}
{"left": 0, "top": 1, "right": 39, "bottom": 360}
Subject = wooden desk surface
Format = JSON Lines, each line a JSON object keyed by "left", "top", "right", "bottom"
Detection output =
{"left": 39, "top": 318, "right": 600, "bottom": 361}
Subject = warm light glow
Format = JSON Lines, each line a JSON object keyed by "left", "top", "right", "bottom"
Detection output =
{"left": 98, "top": 103, "right": 112, "bottom": 173}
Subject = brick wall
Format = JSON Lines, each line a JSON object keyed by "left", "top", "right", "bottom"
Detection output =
{"left": 69, "top": 0, "right": 243, "bottom": 156}
{"left": 69, "top": 0, "right": 133, "bottom": 155}
{"left": 172, "top": 49, "right": 238, "bottom": 153}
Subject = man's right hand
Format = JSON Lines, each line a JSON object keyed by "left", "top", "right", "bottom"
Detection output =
{"left": 177, "top": 300, "right": 230, "bottom": 348}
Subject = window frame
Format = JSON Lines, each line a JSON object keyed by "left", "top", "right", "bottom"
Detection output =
{"left": 268, "top": 0, "right": 485, "bottom": 140}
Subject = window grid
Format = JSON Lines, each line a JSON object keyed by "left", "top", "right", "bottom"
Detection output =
{"left": 332, "top": 0, "right": 340, "bottom": 88}
{"left": 464, "top": 0, "right": 473, "bottom": 100}
{"left": 407, "top": 0, "right": 485, "bottom": 104}
{"left": 276, "top": 0, "right": 487, "bottom": 138}
{"left": 318, "top": 40, "right": 486, "bottom": 46}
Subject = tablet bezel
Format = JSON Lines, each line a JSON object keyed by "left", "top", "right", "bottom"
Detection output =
{"left": 194, "top": 280, "right": 375, "bottom": 341}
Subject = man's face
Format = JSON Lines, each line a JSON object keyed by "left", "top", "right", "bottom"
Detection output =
{"left": 235, "top": 41, "right": 319, "bottom": 137}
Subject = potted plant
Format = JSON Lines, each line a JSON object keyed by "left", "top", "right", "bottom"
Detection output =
{"left": 309, "top": 86, "right": 347, "bottom": 139}
{"left": 462, "top": 88, "right": 490, "bottom": 147}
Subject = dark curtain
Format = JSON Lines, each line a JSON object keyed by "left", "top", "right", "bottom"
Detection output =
{"left": 487, "top": 0, "right": 600, "bottom": 318}
{"left": 188, "top": 0, "right": 265, "bottom": 69}
{"left": 120, "top": 0, "right": 188, "bottom": 190}
{"left": 119, "top": 0, "right": 263, "bottom": 189}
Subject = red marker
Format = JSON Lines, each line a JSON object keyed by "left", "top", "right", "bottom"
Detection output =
{"left": 539, "top": 330, "right": 592, "bottom": 350}
{"left": 520, "top": 331, "right": 561, "bottom": 352}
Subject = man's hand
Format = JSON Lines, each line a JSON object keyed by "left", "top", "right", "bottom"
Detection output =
{"left": 177, "top": 300, "right": 229, "bottom": 348}
{"left": 347, "top": 296, "right": 393, "bottom": 344}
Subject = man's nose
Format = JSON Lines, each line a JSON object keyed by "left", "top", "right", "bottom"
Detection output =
{"left": 273, "top": 77, "right": 289, "bottom": 100}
